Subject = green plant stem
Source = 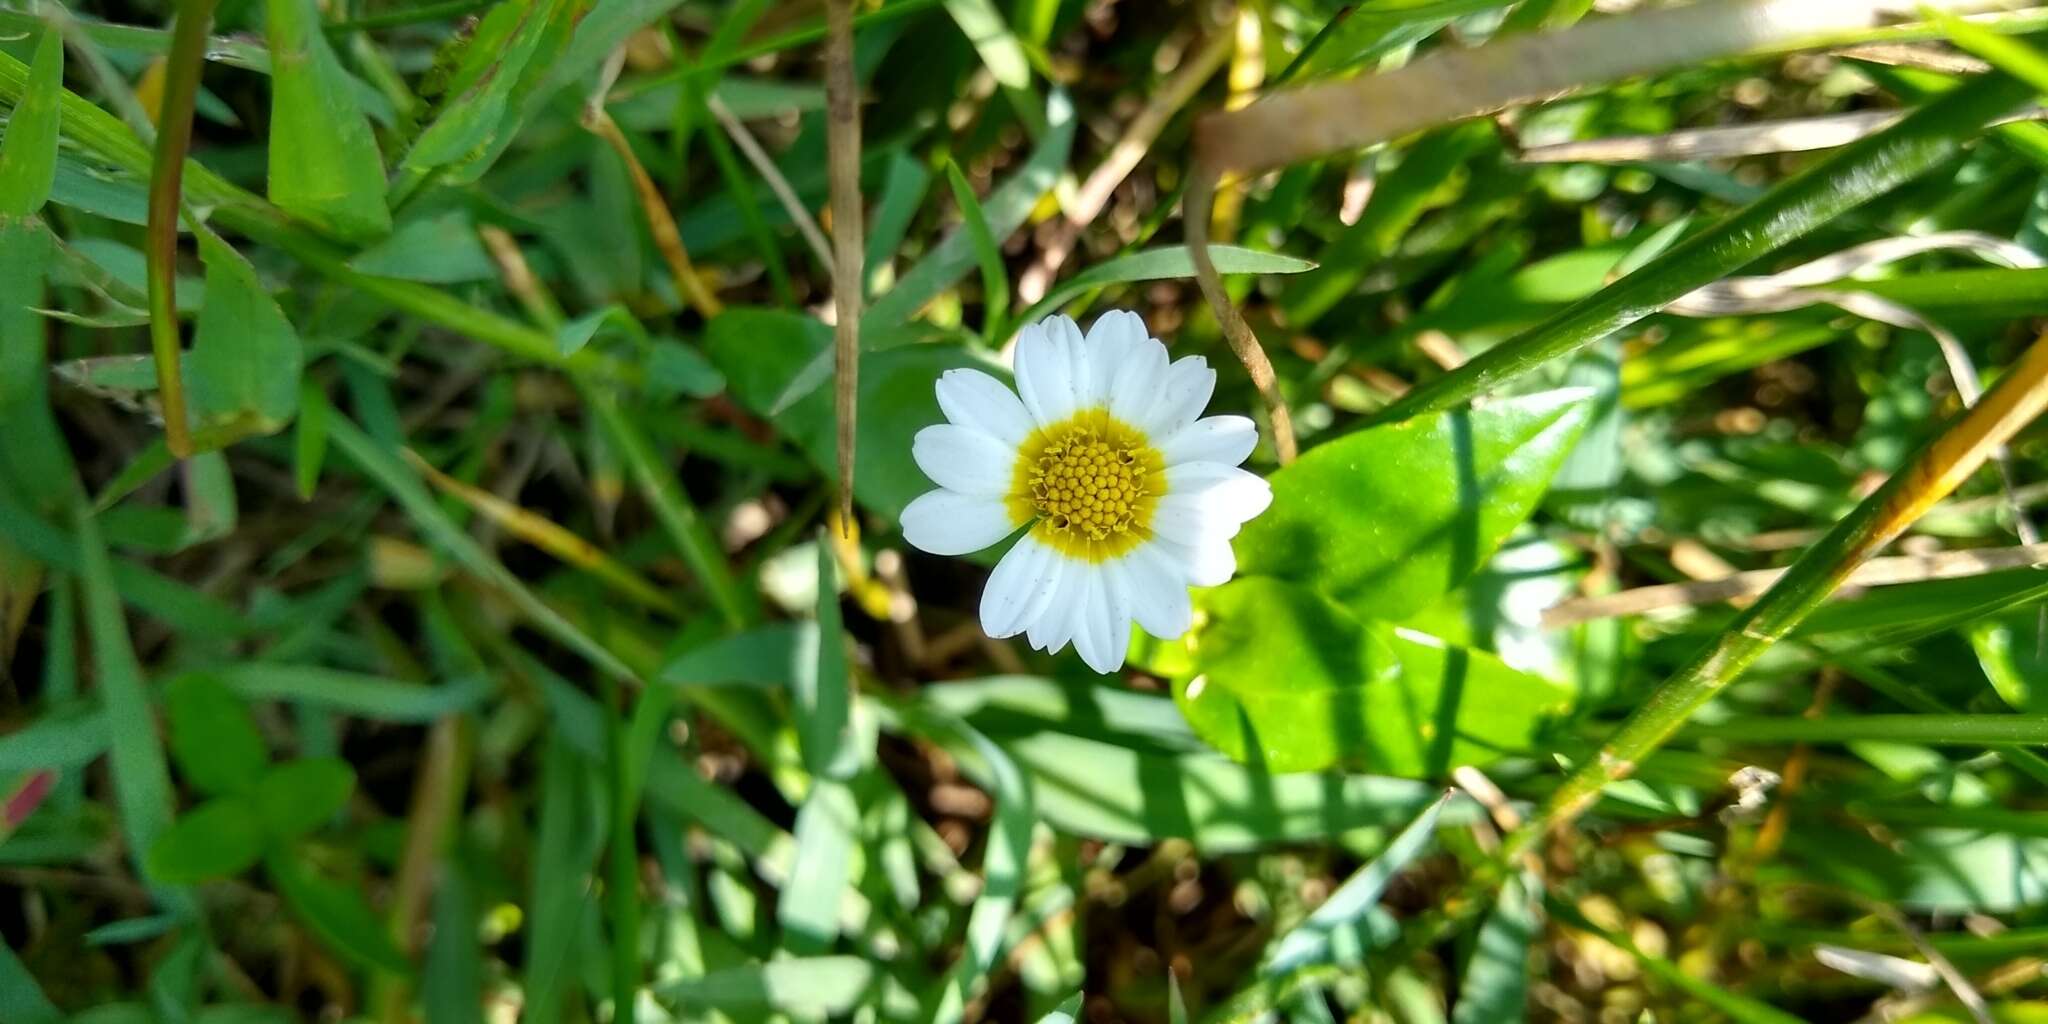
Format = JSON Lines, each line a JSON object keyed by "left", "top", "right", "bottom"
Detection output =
{"left": 1688, "top": 714, "right": 2048, "bottom": 745}
{"left": 145, "top": 0, "right": 220, "bottom": 458}
{"left": 1503, "top": 324, "right": 2048, "bottom": 859}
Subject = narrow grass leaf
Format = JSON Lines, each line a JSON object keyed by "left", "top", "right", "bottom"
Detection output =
{"left": 930, "top": 715, "right": 1036, "bottom": 1023}
{"left": 1373, "top": 72, "right": 2036, "bottom": 423}
{"left": 1015, "top": 244, "right": 1315, "bottom": 327}
{"left": 0, "top": 25, "right": 61, "bottom": 216}
{"left": 78, "top": 510, "right": 180, "bottom": 895}
{"left": 943, "top": 159, "right": 1011, "bottom": 342}
{"left": 423, "top": 856, "right": 484, "bottom": 1024}
{"left": 0, "top": 704, "right": 107, "bottom": 773}
{"left": 209, "top": 663, "right": 490, "bottom": 722}
{"left": 295, "top": 379, "right": 328, "bottom": 499}
{"left": 523, "top": 738, "right": 605, "bottom": 1024}
{"left": 0, "top": 938, "right": 62, "bottom": 1024}
{"left": 1265, "top": 790, "right": 1452, "bottom": 976}
{"left": 657, "top": 956, "right": 874, "bottom": 1015}
{"left": 327, "top": 415, "right": 639, "bottom": 681}
{"left": 1451, "top": 872, "right": 1542, "bottom": 1024}
{"left": 863, "top": 89, "right": 1072, "bottom": 331}
{"left": 798, "top": 536, "right": 853, "bottom": 777}
{"left": 779, "top": 776, "right": 861, "bottom": 952}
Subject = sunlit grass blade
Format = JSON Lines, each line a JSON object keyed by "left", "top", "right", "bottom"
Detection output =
{"left": 1688, "top": 714, "right": 2048, "bottom": 745}
{"left": 654, "top": 957, "right": 874, "bottom": 1016}
{"left": 1508, "top": 326, "right": 2048, "bottom": 854}
{"left": 1014, "top": 245, "right": 1314, "bottom": 330}
{"left": 1371, "top": 71, "right": 2033, "bottom": 423}
{"left": 1264, "top": 790, "right": 1453, "bottom": 976}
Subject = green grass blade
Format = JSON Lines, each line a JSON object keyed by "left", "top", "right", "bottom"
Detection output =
{"left": 326, "top": 414, "right": 639, "bottom": 681}
{"left": 585, "top": 387, "right": 748, "bottom": 630}
{"left": 1371, "top": 71, "right": 2035, "bottom": 424}
{"left": 943, "top": 158, "right": 1011, "bottom": 343}
{"left": 207, "top": 664, "right": 491, "bottom": 721}
{"left": 779, "top": 776, "right": 860, "bottom": 952}
{"left": 0, "top": 938, "right": 61, "bottom": 1024}
{"left": 656, "top": 957, "right": 874, "bottom": 1016}
{"left": 77, "top": 509, "right": 184, "bottom": 906}
{"left": 1014, "top": 244, "right": 1316, "bottom": 329}
{"left": 1688, "top": 714, "right": 2048, "bottom": 745}
{"left": 0, "top": 704, "right": 107, "bottom": 773}
{"left": 0, "top": 24, "right": 61, "bottom": 217}
{"left": 1264, "top": 790, "right": 1452, "bottom": 976}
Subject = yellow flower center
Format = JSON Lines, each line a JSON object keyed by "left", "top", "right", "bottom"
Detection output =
{"left": 1008, "top": 409, "right": 1164, "bottom": 562}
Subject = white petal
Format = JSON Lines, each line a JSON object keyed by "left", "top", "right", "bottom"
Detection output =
{"left": 901, "top": 490, "right": 1015, "bottom": 555}
{"left": 1026, "top": 561, "right": 1083, "bottom": 654}
{"left": 1048, "top": 315, "right": 1094, "bottom": 412}
{"left": 1108, "top": 331, "right": 1171, "bottom": 426}
{"left": 936, "top": 368, "right": 1035, "bottom": 448}
{"left": 1086, "top": 310, "right": 1146, "bottom": 407}
{"left": 1122, "top": 552, "right": 1196, "bottom": 638}
{"left": 913, "top": 424, "right": 1016, "bottom": 497}
{"left": 1150, "top": 493, "right": 1253, "bottom": 546}
{"left": 1121, "top": 546, "right": 1193, "bottom": 640}
{"left": 980, "top": 535, "right": 1062, "bottom": 638}
{"left": 1014, "top": 319, "right": 1079, "bottom": 426}
{"left": 1160, "top": 415, "right": 1258, "bottom": 468}
{"left": 1162, "top": 463, "right": 1272, "bottom": 525}
{"left": 1138, "top": 356, "right": 1216, "bottom": 438}
{"left": 1155, "top": 535, "right": 1237, "bottom": 587}
{"left": 1070, "top": 571, "right": 1128, "bottom": 674}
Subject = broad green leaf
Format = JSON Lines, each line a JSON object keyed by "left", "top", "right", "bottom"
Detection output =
{"left": 1175, "top": 578, "right": 1572, "bottom": 775}
{"left": 146, "top": 797, "right": 265, "bottom": 883}
{"left": 1264, "top": 791, "right": 1451, "bottom": 976}
{"left": 189, "top": 232, "right": 303, "bottom": 443}
{"left": 1014, "top": 245, "right": 1319, "bottom": 328}
{"left": 347, "top": 210, "right": 497, "bottom": 283}
{"left": 1173, "top": 577, "right": 1401, "bottom": 774}
{"left": 263, "top": 0, "right": 390, "bottom": 241}
{"left": 1236, "top": 388, "right": 1594, "bottom": 621}
{"left": 0, "top": 26, "right": 61, "bottom": 217}
{"left": 654, "top": 957, "right": 874, "bottom": 1015}
{"left": 645, "top": 339, "right": 725, "bottom": 399}
{"left": 165, "top": 673, "right": 269, "bottom": 796}
{"left": 253, "top": 758, "right": 354, "bottom": 839}
{"left": 1971, "top": 613, "right": 2048, "bottom": 713}
{"left": 266, "top": 851, "right": 413, "bottom": 974}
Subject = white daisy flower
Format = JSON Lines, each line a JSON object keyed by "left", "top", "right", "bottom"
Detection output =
{"left": 900, "top": 310, "right": 1273, "bottom": 674}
